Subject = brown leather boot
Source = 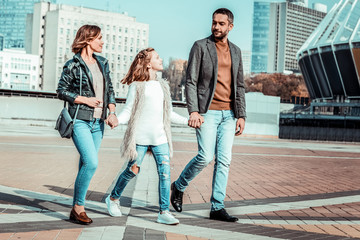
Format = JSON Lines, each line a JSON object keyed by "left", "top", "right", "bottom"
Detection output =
{"left": 69, "top": 208, "right": 93, "bottom": 225}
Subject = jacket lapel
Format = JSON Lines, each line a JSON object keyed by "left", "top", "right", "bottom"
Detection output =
{"left": 229, "top": 41, "right": 239, "bottom": 84}
{"left": 206, "top": 36, "right": 218, "bottom": 80}
{"left": 75, "top": 53, "right": 95, "bottom": 93}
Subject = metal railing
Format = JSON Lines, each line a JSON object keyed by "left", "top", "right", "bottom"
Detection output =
{"left": 0, "top": 89, "right": 187, "bottom": 107}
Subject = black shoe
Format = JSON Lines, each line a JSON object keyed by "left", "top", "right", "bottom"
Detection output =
{"left": 170, "top": 182, "right": 183, "bottom": 212}
{"left": 209, "top": 208, "right": 238, "bottom": 222}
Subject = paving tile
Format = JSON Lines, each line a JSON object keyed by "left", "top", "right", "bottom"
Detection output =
{"left": 316, "top": 225, "right": 348, "bottom": 237}
{"left": 145, "top": 229, "right": 164, "bottom": 240}
{"left": 55, "top": 228, "right": 82, "bottom": 240}
{"left": 9, "top": 231, "right": 38, "bottom": 239}
{"left": 1, "top": 131, "right": 360, "bottom": 240}
{"left": 165, "top": 232, "right": 187, "bottom": 240}
{"left": 123, "top": 226, "right": 144, "bottom": 240}
{"left": 33, "top": 230, "right": 60, "bottom": 240}
{"left": 331, "top": 225, "right": 360, "bottom": 239}
{"left": 0, "top": 233, "right": 14, "bottom": 240}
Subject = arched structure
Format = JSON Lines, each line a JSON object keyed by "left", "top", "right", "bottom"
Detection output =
{"left": 280, "top": 0, "right": 360, "bottom": 142}
{"left": 297, "top": 0, "right": 360, "bottom": 100}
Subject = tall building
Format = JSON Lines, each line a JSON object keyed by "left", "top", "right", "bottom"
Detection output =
{"left": 251, "top": 2, "right": 271, "bottom": 73}
{"left": 251, "top": 1, "right": 326, "bottom": 74}
{"left": 27, "top": 2, "right": 149, "bottom": 96}
{"left": 0, "top": 35, "right": 4, "bottom": 51}
{"left": 268, "top": 1, "right": 326, "bottom": 73}
{"left": 0, "top": 49, "right": 40, "bottom": 90}
{"left": 0, "top": 0, "right": 56, "bottom": 49}
{"left": 287, "top": 0, "right": 308, "bottom": 7}
{"left": 242, "top": 50, "right": 251, "bottom": 76}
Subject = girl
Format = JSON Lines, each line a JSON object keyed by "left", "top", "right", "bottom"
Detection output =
{"left": 105, "top": 48, "right": 187, "bottom": 225}
{"left": 57, "top": 25, "right": 118, "bottom": 225}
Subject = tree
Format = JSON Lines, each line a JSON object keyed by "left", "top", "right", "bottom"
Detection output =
{"left": 245, "top": 73, "right": 309, "bottom": 101}
{"left": 162, "top": 58, "right": 187, "bottom": 101}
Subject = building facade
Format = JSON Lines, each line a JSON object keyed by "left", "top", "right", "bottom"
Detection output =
{"left": 251, "top": 1, "right": 271, "bottom": 73}
{"left": 0, "top": 0, "right": 56, "bottom": 49}
{"left": 0, "top": 49, "right": 40, "bottom": 90}
{"left": 27, "top": 2, "right": 149, "bottom": 96}
{"left": 242, "top": 50, "right": 251, "bottom": 76}
{"left": 268, "top": 1, "right": 326, "bottom": 73}
{"left": 287, "top": 0, "right": 308, "bottom": 7}
{"left": 0, "top": 35, "right": 4, "bottom": 51}
{"left": 251, "top": 0, "right": 326, "bottom": 74}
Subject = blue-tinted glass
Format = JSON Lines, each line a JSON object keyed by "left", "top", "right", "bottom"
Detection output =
{"left": 251, "top": 1, "right": 271, "bottom": 73}
{"left": 335, "top": 1, "right": 360, "bottom": 43}
{"left": 0, "top": 0, "right": 56, "bottom": 48}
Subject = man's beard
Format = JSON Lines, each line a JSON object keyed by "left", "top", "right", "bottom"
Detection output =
{"left": 212, "top": 31, "right": 228, "bottom": 40}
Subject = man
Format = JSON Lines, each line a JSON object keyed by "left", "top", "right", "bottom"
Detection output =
{"left": 171, "top": 8, "right": 246, "bottom": 222}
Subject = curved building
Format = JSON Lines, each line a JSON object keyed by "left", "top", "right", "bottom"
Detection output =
{"left": 280, "top": 0, "right": 360, "bottom": 142}
{"left": 297, "top": 0, "right": 360, "bottom": 100}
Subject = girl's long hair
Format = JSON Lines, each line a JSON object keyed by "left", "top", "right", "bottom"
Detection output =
{"left": 71, "top": 25, "right": 101, "bottom": 54}
{"left": 121, "top": 48, "right": 155, "bottom": 85}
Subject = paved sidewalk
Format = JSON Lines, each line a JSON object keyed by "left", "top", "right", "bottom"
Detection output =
{"left": 1, "top": 124, "right": 360, "bottom": 239}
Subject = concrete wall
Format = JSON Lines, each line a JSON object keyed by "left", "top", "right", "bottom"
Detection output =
{"left": 243, "top": 92, "right": 280, "bottom": 137}
{"left": 0, "top": 93, "right": 281, "bottom": 137}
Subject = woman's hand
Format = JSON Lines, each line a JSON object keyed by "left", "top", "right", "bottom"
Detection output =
{"left": 106, "top": 114, "right": 118, "bottom": 129}
{"left": 74, "top": 96, "right": 102, "bottom": 108}
{"left": 84, "top": 97, "right": 103, "bottom": 108}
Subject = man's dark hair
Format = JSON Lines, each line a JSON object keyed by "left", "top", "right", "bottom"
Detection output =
{"left": 213, "top": 8, "right": 234, "bottom": 24}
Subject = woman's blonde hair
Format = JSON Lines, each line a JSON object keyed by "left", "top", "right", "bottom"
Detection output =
{"left": 71, "top": 25, "right": 101, "bottom": 54}
{"left": 121, "top": 48, "right": 155, "bottom": 85}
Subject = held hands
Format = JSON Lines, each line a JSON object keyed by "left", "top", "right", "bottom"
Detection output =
{"left": 188, "top": 112, "right": 204, "bottom": 129}
{"left": 235, "top": 118, "right": 245, "bottom": 136}
{"left": 105, "top": 114, "right": 118, "bottom": 129}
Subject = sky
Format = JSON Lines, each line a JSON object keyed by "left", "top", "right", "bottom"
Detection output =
{"left": 56, "top": 0, "right": 340, "bottom": 65}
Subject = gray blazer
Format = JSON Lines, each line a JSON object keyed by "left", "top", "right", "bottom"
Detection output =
{"left": 185, "top": 35, "right": 246, "bottom": 119}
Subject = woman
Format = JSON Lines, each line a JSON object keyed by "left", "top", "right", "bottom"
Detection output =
{"left": 57, "top": 24, "right": 118, "bottom": 225}
{"left": 105, "top": 48, "right": 188, "bottom": 225}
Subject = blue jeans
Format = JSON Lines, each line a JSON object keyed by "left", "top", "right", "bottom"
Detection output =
{"left": 174, "top": 110, "right": 236, "bottom": 211}
{"left": 111, "top": 143, "right": 171, "bottom": 211}
{"left": 72, "top": 119, "right": 104, "bottom": 206}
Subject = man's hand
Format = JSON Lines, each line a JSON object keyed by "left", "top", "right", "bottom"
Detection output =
{"left": 188, "top": 112, "right": 204, "bottom": 129}
{"left": 235, "top": 118, "right": 245, "bottom": 136}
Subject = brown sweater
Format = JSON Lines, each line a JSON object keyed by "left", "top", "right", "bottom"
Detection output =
{"left": 209, "top": 40, "right": 232, "bottom": 110}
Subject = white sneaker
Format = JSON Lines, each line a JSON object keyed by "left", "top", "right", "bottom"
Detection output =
{"left": 157, "top": 210, "right": 179, "bottom": 225}
{"left": 105, "top": 195, "right": 122, "bottom": 217}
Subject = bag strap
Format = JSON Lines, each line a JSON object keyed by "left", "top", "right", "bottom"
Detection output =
{"left": 64, "top": 67, "right": 82, "bottom": 123}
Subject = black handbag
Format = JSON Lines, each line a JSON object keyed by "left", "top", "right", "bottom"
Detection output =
{"left": 55, "top": 68, "right": 83, "bottom": 138}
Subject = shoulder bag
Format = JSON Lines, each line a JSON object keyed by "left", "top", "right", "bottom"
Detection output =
{"left": 55, "top": 67, "right": 83, "bottom": 138}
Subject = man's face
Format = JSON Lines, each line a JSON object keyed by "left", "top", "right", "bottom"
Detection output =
{"left": 211, "top": 13, "right": 233, "bottom": 40}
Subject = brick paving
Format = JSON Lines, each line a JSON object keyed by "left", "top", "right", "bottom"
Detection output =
{"left": 0, "top": 125, "right": 360, "bottom": 239}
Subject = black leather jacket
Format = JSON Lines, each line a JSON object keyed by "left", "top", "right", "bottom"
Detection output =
{"left": 57, "top": 53, "right": 116, "bottom": 121}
